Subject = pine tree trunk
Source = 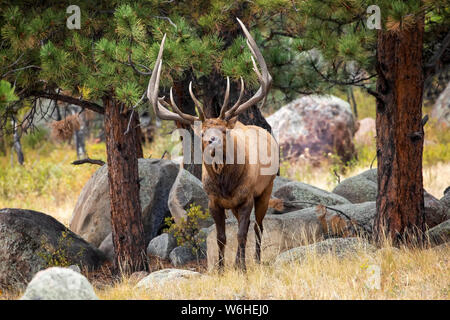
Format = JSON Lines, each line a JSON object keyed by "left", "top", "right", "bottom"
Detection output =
{"left": 103, "top": 97, "right": 146, "bottom": 273}
{"left": 374, "top": 17, "right": 425, "bottom": 245}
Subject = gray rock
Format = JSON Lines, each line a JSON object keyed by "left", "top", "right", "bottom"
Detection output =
{"left": 359, "top": 168, "right": 377, "bottom": 183}
{"left": 168, "top": 168, "right": 212, "bottom": 228}
{"left": 424, "top": 192, "right": 448, "bottom": 228}
{"left": 20, "top": 267, "right": 98, "bottom": 300}
{"left": 273, "top": 181, "right": 351, "bottom": 211}
{"left": 267, "top": 95, "right": 357, "bottom": 162}
{"left": 334, "top": 169, "right": 448, "bottom": 227}
{"left": 441, "top": 188, "right": 450, "bottom": 218}
{"left": 0, "top": 209, "right": 106, "bottom": 291}
{"left": 332, "top": 174, "right": 378, "bottom": 203}
{"left": 135, "top": 268, "right": 201, "bottom": 290}
{"left": 426, "top": 220, "right": 450, "bottom": 246}
{"left": 206, "top": 201, "right": 376, "bottom": 270}
{"left": 147, "top": 233, "right": 177, "bottom": 260}
{"left": 272, "top": 176, "right": 293, "bottom": 194}
{"left": 275, "top": 238, "right": 376, "bottom": 265}
{"left": 70, "top": 158, "right": 179, "bottom": 247}
{"left": 98, "top": 233, "right": 114, "bottom": 262}
{"left": 169, "top": 246, "right": 198, "bottom": 267}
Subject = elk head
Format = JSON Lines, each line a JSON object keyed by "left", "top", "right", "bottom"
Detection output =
{"left": 147, "top": 18, "right": 272, "bottom": 170}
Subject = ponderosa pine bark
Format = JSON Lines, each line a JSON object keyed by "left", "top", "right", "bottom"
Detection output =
{"left": 104, "top": 97, "right": 146, "bottom": 272}
{"left": 374, "top": 16, "right": 426, "bottom": 245}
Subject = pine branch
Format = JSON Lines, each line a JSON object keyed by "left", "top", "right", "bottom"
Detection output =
{"left": 127, "top": 54, "right": 152, "bottom": 75}
{"left": 29, "top": 91, "right": 104, "bottom": 114}
{"left": 1, "top": 65, "right": 41, "bottom": 79}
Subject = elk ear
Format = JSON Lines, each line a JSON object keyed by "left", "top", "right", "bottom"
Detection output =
{"left": 226, "top": 116, "right": 238, "bottom": 128}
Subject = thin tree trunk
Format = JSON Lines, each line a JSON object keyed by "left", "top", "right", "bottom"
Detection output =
{"left": 103, "top": 97, "right": 146, "bottom": 273}
{"left": 12, "top": 118, "right": 24, "bottom": 165}
{"left": 374, "top": 16, "right": 425, "bottom": 245}
{"left": 0, "top": 130, "right": 6, "bottom": 156}
{"left": 70, "top": 106, "right": 86, "bottom": 160}
{"left": 347, "top": 87, "right": 358, "bottom": 119}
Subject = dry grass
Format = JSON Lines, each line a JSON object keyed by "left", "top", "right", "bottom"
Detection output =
{"left": 95, "top": 241, "right": 449, "bottom": 300}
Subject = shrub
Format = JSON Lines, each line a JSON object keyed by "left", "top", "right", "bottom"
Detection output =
{"left": 164, "top": 203, "right": 210, "bottom": 256}
{"left": 37, "top": 230, "right": 85, "bottom": 268}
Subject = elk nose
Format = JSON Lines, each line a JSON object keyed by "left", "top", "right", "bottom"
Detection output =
{"left": 208, "top": 136, "right": 216, "bottom": 144}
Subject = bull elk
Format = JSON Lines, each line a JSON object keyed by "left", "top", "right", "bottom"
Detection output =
{"left": 147, "top": 18, "right": 279, "bottom": 271}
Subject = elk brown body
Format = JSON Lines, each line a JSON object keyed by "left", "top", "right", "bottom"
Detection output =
{"left": 147, "top": 18, "right": 278, "bottom": 271}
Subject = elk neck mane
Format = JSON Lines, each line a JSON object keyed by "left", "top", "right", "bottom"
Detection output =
{"left": 203, "top": 162, "right": 246, "bottom": 199}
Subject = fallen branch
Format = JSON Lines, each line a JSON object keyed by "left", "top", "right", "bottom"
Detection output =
{"left": 282, "top": 200, "right": 372, "bottom": 234}
{"left": 71, "top": 158, "right": 105, "bottom": 166}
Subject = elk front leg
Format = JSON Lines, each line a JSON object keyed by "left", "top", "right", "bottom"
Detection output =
{"left": 233, "top": 199, "right": 253, "bottom": 271}
{"left": 209, "top": 199, "right": 226, "bottom": 273}
{"left": 254, "top": 181, "right": 272, "bottom": 263}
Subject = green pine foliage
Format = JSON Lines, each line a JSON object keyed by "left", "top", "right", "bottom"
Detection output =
{"left": 0, "top": 0, "right": 448, "bottom": 121}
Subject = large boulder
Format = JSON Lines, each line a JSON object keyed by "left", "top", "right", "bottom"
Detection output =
{"left": 424, "top": 192, "right": 449, "bottom": 228}
{"left": 70, "top": 158, "right": 179, "bottom": 247}
{"left": 0, "top": 209, "right": 105, "bottom": 291}
{"left": 206, "top": 204, "right": 355, "bottom": 270}
{"left": 20, "top": 267, "right": 98, "bottom": 300}
{"left": 267, "top": 95, "right": 357, "bottom": 162}
{"left": 168, "top": 167, "right": 212, "bottom": 228}
{"left": 431, "top": 81, "right": 450, "bottom": 125}
{"left": 206, "top": 201, "right": 379, "bottom": 269}
{"left": 332, "top": 172, "right": 378, "bottom": 203}
{"left": 272, "top": 176, "right": 293, "bottom": 194}
{"left": 426, "top": 220, "right": 450, "bottom": 246}
{"left": 275, "top": 237, "right": 376, "bottom": 265}
{"left": 440, "top": 187, "right": 450, "bottom": 217}
{"left": 98, "top": 233, "right": 114, "bottom": 262}
{"left": 135, "top": 268, "right": 201, "bottom": 290}
{"left": 273, "top": 181, "right": 351, "bottom": 211}
{"left": 333, "top": 169, "right": 449, "bottom": 227}
{"left": 169, "top": 246, "right": 198, "bottom": 267}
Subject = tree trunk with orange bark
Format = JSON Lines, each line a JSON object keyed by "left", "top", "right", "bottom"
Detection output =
{"left": 374, "top": 17, "right": 426, "bottom": 245}
{"left": 104, "top": 97, "right": 146, "bottom": 272}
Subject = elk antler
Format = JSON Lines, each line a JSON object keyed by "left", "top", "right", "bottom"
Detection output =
{"left": 219, "top": 18, "right": 272, "bottom": 120}
{"left": 147, "top": 34, "right": 203, "bottom": 124}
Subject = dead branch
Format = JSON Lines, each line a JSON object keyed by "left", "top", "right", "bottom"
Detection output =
{"left": 71, "top": 158, "right": 105, "bottom": 166}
